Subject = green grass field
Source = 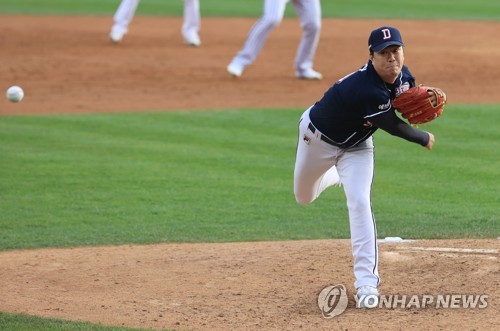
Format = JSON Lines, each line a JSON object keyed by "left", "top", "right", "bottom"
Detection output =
{"left": 0, "top": 311, "right": 152, "bottom": 331}
{"left": 0, "top": 1, "right": 499, "bottom": 330}
{"left": 1, "top": 107, "right": 499, "bottom": 251}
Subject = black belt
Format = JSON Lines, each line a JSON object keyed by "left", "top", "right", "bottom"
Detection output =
{"left": 308, "top": 122, "right": 343, "bottom": 147}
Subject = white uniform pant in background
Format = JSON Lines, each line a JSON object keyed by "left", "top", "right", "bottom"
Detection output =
{"left": 182, "top": 0, "right": 201, "bottom": 41}
{"left": 112, "top": 0, "right": 200, "bottom": 40}
{"left": 230, "top": 0, "right": 321, "bottom": 72}
{"left": 294, "top": 107, "right": 380, "bottom": 289}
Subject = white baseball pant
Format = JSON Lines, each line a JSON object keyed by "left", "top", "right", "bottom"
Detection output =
{"left": 294, "top": 107, "right": 380, "bottom": 290}
{"left": 230, "top": 0, "right": 321, "bottom": 72}
{"left": 111, "top": 0, "right": 200, "bottom": 40}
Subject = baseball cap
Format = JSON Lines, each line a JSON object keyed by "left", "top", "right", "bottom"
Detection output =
{"left": 368, "top": 26, "right": 404, "bottom": 52}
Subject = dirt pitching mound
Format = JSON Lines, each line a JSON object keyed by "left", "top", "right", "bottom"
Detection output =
{"left": 0, "top": 239, "right": 498, "bottom": 330}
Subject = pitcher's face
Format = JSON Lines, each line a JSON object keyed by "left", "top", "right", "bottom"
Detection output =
{"left": 371, "top": 45, "right": 404, "bottom": 84}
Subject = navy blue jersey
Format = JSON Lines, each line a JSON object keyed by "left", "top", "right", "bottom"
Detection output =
{"left": 309, "top": 60, "right": 416, "bottom": 148}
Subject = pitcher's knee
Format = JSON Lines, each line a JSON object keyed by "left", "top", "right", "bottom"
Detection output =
{"left": 295, "top": 193, "right": 314, "bottom": 205}
{"left": 347, "top": 196, "right": 371, "bottom": 211}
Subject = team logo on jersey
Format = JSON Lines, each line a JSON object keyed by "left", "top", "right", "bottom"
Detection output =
{"left": 378, "top": 99, "right": 391, "bottom": 110}
{"left": 396, "top": 82, "right": 411, "bottom": 96}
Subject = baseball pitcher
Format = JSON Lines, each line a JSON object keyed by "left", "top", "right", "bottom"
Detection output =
{"left": 294, "top": 26, "right": 446, "bottom": 308}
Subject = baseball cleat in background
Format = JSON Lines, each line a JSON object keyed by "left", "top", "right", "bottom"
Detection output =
{"left": 296, "top": 68, "right": 323, "bottom": 80}
{"left": 184, "top": 34, "right": 201, "bottom": 47}
{"left": 227, "top": 63, "right": 245, "bottom": 78}
{"left": 356, "top": 286, "right": 379, "bottom": 308}
{"left": 109, "top": 27, "right": 126, "bottom": 43}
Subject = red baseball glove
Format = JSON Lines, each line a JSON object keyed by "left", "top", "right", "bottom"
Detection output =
{"left": 393, "top": 85, "right": 447, "bottom": 125}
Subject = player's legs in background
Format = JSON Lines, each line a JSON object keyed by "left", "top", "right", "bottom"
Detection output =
{"left": 227, "top": 0, "right": 288, "bottom": 76}
{"left": 292, "top": 0, "right": 322, "bottom": 79}
{"left": 336, "top": 138, "right": 380, "bottom": 290}
{"left": 294, "top": 108, "right": 342, "bottom": 205}
{"left": 182, "top": 0, "right": 201, "bottom": 46}
{"left": 110, "top": 0, "right": 140, "bottom": 43}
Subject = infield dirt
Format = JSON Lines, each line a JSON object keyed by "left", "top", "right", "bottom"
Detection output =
{"left": 0, "top": 16, "right": 499, "bottom": 330}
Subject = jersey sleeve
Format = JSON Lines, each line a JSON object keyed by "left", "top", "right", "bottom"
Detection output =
{"left": 369, "top": 110, "right": 430, "bottom": 146}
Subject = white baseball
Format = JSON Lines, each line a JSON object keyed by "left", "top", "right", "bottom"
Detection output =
{"left": 6, "top": 86, "right": 24, "bottom": 103}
